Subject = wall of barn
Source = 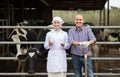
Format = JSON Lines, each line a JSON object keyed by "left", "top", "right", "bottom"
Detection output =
{"left": 0, "top": 0, "right": 52, "bottom": 26}
{"left": 12, "top": 6, "right": 52, "bottom": 26}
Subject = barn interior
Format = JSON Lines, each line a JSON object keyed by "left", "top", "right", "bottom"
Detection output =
{"left": 0, "top": 0, "right": 108, "bottom": 26}
{"left": 1, "top": 0, "right": 120, "bottom": 77}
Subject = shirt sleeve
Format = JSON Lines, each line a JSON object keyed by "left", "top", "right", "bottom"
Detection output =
{"left": 87, "top": 27, "right": 96, "bottom": 42}
{"left": 68, "top": 28, "right": 75, "bottom": 46}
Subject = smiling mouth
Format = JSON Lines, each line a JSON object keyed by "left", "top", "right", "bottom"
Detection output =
{"left": 76, "top": 22, "right": 82, "bottom": 24}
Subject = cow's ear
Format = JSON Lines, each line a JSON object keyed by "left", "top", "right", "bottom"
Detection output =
{"left": 27, "top": 48, "right": 31, "bottom": 52}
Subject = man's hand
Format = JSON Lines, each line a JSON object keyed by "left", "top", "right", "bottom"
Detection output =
{"left": 79, "top": 41, "right": 90, "bottom": 47}
{"left": 72, "top": 41, "right": 90, "bottom": 47}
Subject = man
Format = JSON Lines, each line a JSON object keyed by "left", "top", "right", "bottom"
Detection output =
{"left": 68, "top": 14, "right": 96, "bottom": 77}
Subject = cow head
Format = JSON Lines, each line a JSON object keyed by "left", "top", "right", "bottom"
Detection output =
{"left": 9, "top": 23, "right": 37, "bottom": 58}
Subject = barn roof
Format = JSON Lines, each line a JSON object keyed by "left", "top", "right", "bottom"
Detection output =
{"left": 0, "top": 0, "right": 108, "bottom": 25}
{"left": 41, "top": 0, "right": 108, "bottom": 10}
{"left": 0, "top": 0, "right": 108, "bottom": 10}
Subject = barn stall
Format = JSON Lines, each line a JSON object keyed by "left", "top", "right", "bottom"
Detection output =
{"left": 1, "top": 0, "right": 120, "bottom": 77}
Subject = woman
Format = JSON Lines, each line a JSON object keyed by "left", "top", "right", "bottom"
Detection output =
{"left": 44, "top": 16, "right": 70, "bottom": 77}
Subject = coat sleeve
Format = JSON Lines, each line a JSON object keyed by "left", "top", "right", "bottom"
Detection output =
{"left": 63, "top": 32, "right": 70, "bottom": 49}
{"left": 44, "top": 33, "right": 51, "bottom": 49}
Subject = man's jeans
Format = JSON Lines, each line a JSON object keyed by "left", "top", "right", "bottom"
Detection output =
{"left": 72, "top": 55, "right": 94, "bottom": 77}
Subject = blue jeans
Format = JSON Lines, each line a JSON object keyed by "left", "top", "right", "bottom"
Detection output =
{"left": 72, "top": 55, "right": 94, "bottom": 77}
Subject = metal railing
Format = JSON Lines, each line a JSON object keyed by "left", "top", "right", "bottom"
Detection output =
{"left": 0, "top": 57, "right": 120, "bottom": 61}
{"left": 0, "top": 72, "right": 120, "bottom": 76}
{"left": 0, "top": 57, "right": 120, "bottom": 76}
{"left": 0, "top": 25, "right": 120, "bottom": 29}
{"left": 0, "top": 41, "right": 120, "bottom": 44}
{"left": 0, "top": 26, "right": 120, "bottom": 76}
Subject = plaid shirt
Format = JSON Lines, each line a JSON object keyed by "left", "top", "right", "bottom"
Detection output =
{"left": 68, "top": 26, "right": 96, "bottom": 56}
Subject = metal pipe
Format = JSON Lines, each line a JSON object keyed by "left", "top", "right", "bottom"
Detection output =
{"left": 0, "top": 41, "right": 120, "bottom": 44}
{"left": 1, "top": 57, "right": 120, "bottom": 60}
{"left": 67, "top": 57, "right": 120, "bottom": 60}
{"left": 0, "top": 26, "right": 120, "bottom": 29}
{"left": 0, "top": 72, "right": 120, "bottom": 76}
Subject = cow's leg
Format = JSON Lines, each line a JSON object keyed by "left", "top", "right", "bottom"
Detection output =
{"left": 11, "top": 35, "right": 26, "bottom": 73}
{"left": 11, "top": 35, "right": 22, "bottom": 57}
{"left": 91, "top": 44, "right": 99, "bottom": 77}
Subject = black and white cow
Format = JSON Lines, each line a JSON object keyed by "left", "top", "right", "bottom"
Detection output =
{"left": 8, "top": 23, "right": 42, "bottom": 73}
{"left": 8, "top": 20, "right": 53, "bottom": 73}
{"left": 8, "top": 23, "right": 37, "bottom": 56}
{"left": 107, "top": 32, "right": 120, "bottom": 41}
{"left": 26, "top": 25, "right": 51, "bottom": 73}
{"left": 105, "top": 32, "right": 120, "bottom": 53}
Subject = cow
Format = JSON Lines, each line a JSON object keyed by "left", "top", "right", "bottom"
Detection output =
{"left": 8, "top": 19, "right": 53, "bottom": 73}
{"left": 107, "top": 32, "right": 120, "bottom": 42}
{"left": 8, "top": 23, "right": 37, "bottom": 56}
{"left": 105, "top": 32, "right": 120, "bottom": 53}
{"left": 25, "top": 24, "right": 52, "bottom": 73}
{"left": 8, "top": 23, "right": 42, "bottom": 73}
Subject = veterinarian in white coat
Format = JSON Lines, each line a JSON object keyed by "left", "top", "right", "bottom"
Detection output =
{"left": 44, "top": 16, "right": 70, "bottom": 77}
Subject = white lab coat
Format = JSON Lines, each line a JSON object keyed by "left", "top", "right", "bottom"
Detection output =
{"left": 44, "top": 29, "right": 69, "bottom": 72}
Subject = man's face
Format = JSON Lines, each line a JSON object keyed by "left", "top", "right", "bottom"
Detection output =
{"left": 74, "top": 15, "right": 84, "bottom": 28}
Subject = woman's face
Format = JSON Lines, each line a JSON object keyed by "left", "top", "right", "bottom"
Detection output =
{"left": 53, "top": 21, "right": 61, "bottom": 30}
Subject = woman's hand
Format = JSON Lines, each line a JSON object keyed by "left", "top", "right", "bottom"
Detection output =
{"left": 49, "top": 41, "right": 53, "bottom": 46}
{"left": 61, "top": 43, "right": 65, "bottom": 47}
